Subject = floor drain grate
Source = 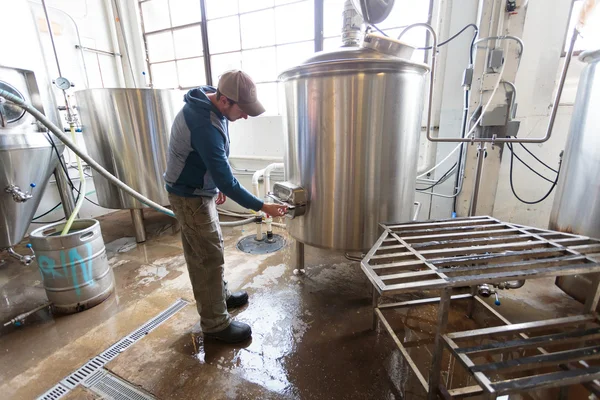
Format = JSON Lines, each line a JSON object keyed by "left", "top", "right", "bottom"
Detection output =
{"left": 101, "top": 338, "right": 135, "bottom": 362}
{"left": 36, "top": 299, "right": 188, "bottom": 400}
{"left": 88, "top": 370, "right": 155, "bottom": 400}
{"left": 37, "top": 383, "right": 69, "bottom": 400}
{"left": 61, "top": 355, "right": 108, "bottom": 389}
{"left": 127, "top": 299, "right": 188, "bottom": 341}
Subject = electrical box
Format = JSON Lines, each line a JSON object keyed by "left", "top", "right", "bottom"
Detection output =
{"left": 482, "top": 105, "right": 509, "bottom": 126}
{"left": 488, "top": 49, "right": 504, "bottom": 70}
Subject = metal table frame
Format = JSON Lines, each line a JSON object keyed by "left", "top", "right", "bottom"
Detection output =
{"left": 361, "top": 216, "right": 600, "bottom": 399}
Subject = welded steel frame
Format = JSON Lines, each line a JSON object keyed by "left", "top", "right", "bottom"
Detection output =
{"left": 362, "top": 215, "right": 600, "bottom": 399}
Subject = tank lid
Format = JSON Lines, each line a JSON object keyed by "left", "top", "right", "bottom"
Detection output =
{"left": 579, "top": 49, "right": 600, "bottom": 63}
{"left": 278, "top": 46, "right": 428, "bottom": 80}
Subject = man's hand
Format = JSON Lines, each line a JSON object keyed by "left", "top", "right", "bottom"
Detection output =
{"left": 261, "top": 203, "right": 288, "bottom": 217}
{"left": 216, "top": 192, "right": 227, "bottom": 205}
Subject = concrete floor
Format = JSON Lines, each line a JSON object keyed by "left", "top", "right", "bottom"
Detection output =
{"left": 0, "top": 210, "right": 592, "bottom": 399}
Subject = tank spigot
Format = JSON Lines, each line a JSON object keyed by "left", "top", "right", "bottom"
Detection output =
{"left": 7, "top": 246, "right": 35, "bottom": 265}
{"left": 5, "top": 184, "right": 34, "bottom": 202}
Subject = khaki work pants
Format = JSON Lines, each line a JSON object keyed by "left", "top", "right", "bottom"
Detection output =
{"left": 168, "top": 193, "right": 231, "bottom": 332}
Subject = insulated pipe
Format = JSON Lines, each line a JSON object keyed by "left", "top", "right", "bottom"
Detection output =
{"left": 0, "top": 90, "right": 254, "bottom": 228}
{"left": 251, "top": 168, "right": 266, "bottom": 198}
{"left": 263, "top": 163, "right": 284, "bottom": 197}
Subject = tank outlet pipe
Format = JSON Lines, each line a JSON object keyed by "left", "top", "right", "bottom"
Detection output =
{"left": 251, "top": 168, "right": 266, "bottom": 198}
{"left": 398, "top": 23, "right": 437, "bottom": 150}
{"left": 5, "top": 244, "right": 35, "bottom": 265}
{"left": 263, "top": 163, "right": 284, "bottom": 198}
{"left": 0, "top": 90, "right": 254, "bottom": 228}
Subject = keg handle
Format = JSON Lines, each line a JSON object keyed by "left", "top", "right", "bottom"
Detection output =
{"left": 397, "top": 23, "right": 437, "bottom": 145}
{"left": 79, "top": 231, "right": 95, "bottom": 242}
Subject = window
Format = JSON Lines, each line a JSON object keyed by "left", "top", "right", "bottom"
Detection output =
{"left": 323, "top": 0, "right": 433, "bottom": 61}
{"left": 139, "top": 0, "right": 206, "bottom": 89}
{"left": 138, "top": 0, "right": 433, "bottom": 114}
{"left": 205, "top": 0, "right": 315, "bottom": 114}
{"left": 563, "top": 0, "right": 600, "bottom": 55}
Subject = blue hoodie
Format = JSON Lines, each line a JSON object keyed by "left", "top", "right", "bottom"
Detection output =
{"left": 164, "top": 86, "right": 264, "bottom": 212}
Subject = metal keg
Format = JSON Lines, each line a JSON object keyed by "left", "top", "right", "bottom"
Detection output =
{"left": 30, "top": 219, "right": 114, "bottom": 313}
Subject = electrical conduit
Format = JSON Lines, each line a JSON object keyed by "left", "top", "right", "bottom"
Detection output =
{"left": 0, "top": 90, "right": 254, "bottom": 228}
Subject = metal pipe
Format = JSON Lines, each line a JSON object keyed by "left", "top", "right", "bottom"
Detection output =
{"left": 131, "top": 209, "right": 146, "bottom": 243}
{"left": 40, "top": 0, "right": 72, "bottom": 120}
{"left": 471, "top": 35, "right": 524, "bottom": 59}
{"left": 468, "top": 144, "right": 486, "bottom": 216}
{"left": 75, "top": 45, "right": 121, "bottom": 57}
{"left": 398, "top": 23, "right": 437, "bottom": 154}
{"left": 53, "top": 165, "right": 76, "bottom": 217}
{"left": 3, "top": 301, "right": 52, "bottom": 327}
{"left": 502, "top": 80, "right": 517, "bottom": 119}
{"left": 426, "top": 29, "right": 577, "bottom": 144}
{"left": 295, "top": 241, "right": 305, "bottom": 273}
{"left": 413, "top": 201, "right": 422, "bottom": 221}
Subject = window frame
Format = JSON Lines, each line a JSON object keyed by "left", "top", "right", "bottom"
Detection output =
{"left": 138, "top": 0, "right": 435, "bottom": 107}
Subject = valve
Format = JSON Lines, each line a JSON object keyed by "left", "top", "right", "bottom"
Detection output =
{"left": 4, "top": 183, "right": 36, "bottom": 203}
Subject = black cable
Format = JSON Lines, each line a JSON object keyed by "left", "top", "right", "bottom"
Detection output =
{"left": 30, "top": 218, "right": 65, "bottom": 224}
{"left": 418, "top": 24, "right": 478, "bottom": 54}
{"left": 507, "top": 143, "right": 555, "bottom": 183}
{"left": 518, "top": 142, "right": 558, "bottom": 173}
{"left": 507, "top": 142, "right": 562, "bottom": 204}
{"left": 417, "top": 162, "right": 458, "bottom": 191}
{"left": 45, "top": 130, "right": 102, "bottom": 207}
{"left": 32, "top": 202, "right": 62, "bottom": 220}
{"left": 369, "top": 24, "right": 388, "bottom": 37}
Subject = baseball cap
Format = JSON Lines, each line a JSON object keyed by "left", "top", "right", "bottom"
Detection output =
{"left": 217, "top": 70, "right": 266, "bottom": 117}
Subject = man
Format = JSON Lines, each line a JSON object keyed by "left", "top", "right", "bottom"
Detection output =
{"left": 164, "top": 70, "right": 288, "bottom": 343}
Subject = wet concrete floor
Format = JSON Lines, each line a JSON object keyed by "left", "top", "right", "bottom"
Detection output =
{"left": 0, "top": 210, "right": 591, "bottom": 399}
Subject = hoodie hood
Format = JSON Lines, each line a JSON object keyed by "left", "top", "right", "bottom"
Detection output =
{"left": 184, "top": 86, "right": 223, "bottom": 118}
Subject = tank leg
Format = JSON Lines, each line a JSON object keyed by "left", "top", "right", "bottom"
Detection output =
{"left": 293, "top": 241, "right": 305, "bottom": 275}
{"left": 131, "top": 209, "right": 146, "bottom": 243}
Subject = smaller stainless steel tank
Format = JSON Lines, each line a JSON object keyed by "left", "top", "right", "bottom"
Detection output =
{"left": 550, "top": 49, "right": 600, "bottom": 303}
{"left": 1, "top": 66, "right": 62, "bottom": 249}
{"left": 277, "top": 35, "right": 429, "bottom": 251}
{"left": 75, "top": 89, "right": 183, "bottom": 209}
{"left": 30, "top": 219, "right": 114, "bottom": 313}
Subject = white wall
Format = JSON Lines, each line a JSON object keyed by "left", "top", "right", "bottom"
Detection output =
{"left": 224, "top": 116, "right": 286, "bottom": 213}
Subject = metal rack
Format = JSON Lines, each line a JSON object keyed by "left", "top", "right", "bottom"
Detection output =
{"left": 362, "top": 216, "right": 600, "bottom": 399}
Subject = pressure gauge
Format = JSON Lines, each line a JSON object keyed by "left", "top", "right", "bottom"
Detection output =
{"left": 54, "top": 77, "right": 71, "bottom": 90}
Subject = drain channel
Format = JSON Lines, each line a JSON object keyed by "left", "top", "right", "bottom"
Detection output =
{"left": 36, "top": 299, "right": 188, "bottom": 400}
{"left": 86, "top": 369, "right": 156, "bottom": 400}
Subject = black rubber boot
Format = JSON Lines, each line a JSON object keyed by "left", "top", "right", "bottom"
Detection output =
{"left": 204, "top": 321, "right": 252, "bottom": 343}
{"left": 226, "top": 291, "right": 249, "bottom": 309}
